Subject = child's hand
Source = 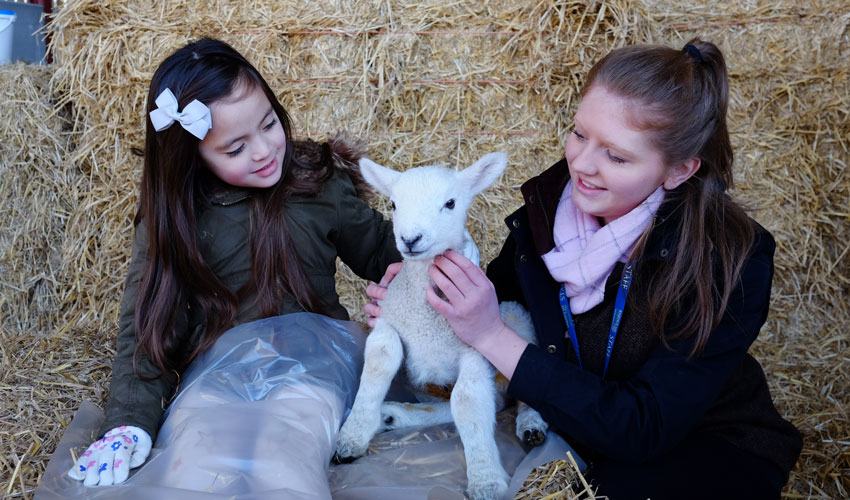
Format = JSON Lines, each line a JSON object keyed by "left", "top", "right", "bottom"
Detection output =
{"left": 364, "top": 262, "right": 403, "bottom": 328}
{"left": 67, "top": 425, "right": 152, "bottom": 486}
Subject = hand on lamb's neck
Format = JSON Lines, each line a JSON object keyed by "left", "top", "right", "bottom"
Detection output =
{"left": 404, "top": 232, "right": 480, "bottom": 300}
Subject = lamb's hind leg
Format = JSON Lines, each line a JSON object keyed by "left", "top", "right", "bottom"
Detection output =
{"left": 499, "top": 301, "right": 549, "bottom": 447}
{"left": 451, "top": 351, "right": 508, "bottom": 500}
{"left": 516, "top": 401, "right": 548, "bottom": 447}
{"left": 335, "top": 319, "right": 403, "bottom": 460}
{"left": 379, "top": 401, "right": 454, "bottom": 431}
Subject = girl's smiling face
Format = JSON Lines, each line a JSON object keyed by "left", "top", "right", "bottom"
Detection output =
{"left": 199, "top": 82, "right": 286, "bottom": 189}
{"left": 564, "top": 85, "right": 698, "bottom": 224}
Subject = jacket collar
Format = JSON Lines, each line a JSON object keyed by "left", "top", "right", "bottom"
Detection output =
{"left": 519, "top": 157, "right": 680, "bottom": 262}
{"left": 642, "top": 199, "right": 680, "bottom": 261}
{"left": 520, "top": 158, "right": 570, "bottom": 257}
{"left": 201, "top": 172, "right": 251, "bottom": 206}
{"left": 207, "top": 187, "right": 250, "bottom": 206}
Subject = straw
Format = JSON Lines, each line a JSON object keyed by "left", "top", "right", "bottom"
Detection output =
{"left": 1, "top": 0, "right": 848, "bottom": 497}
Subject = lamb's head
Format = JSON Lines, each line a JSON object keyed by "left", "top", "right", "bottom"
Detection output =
{"left": 360, "top": 152, "right": 507, "bottom": 261}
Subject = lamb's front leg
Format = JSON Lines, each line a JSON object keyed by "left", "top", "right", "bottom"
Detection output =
{"left": 451, "top": 351, "right": 509, "bottom": 500}
{"left": 335, "top": 319, "right": 403, "bottom": 460}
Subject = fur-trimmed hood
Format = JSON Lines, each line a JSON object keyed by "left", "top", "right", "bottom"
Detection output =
{"left": 291, "top": 131, "right": 374, "bottom": 202}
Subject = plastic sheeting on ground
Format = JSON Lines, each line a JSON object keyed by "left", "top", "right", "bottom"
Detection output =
{"left": 36, "top": 312, "right": 582, "bottom": 499}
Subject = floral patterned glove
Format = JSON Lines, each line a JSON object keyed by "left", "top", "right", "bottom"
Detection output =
{"left": 67, "top": 425, "right": 152, "bottom": 486}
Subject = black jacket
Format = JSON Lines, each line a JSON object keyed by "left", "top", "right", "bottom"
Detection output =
{"left": 489, "top": 158, "right": 802, "bottom": 478}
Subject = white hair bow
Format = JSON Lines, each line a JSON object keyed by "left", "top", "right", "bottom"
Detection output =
{"left": 148, "top": 88, "right": 212, "bottom": 140}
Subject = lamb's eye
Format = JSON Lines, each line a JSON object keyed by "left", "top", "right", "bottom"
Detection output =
{"left": 390, "top": 201, "right": 396, "bottom": 210}
{"left": 444, "top": 199, "right": 455, "bottom": 210}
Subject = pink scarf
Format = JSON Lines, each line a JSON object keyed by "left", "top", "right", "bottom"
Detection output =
{"left": 542, "top": 180, "right": 665, "bottom": 314}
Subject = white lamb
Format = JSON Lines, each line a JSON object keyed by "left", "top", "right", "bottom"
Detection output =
{"left": 334, "top": 152, "right": 548, "bottom": 500}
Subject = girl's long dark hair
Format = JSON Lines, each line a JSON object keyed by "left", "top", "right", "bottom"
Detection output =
{"left": 582, "top": 39, "right": 754, "bottom": 356}
{"left": 136, "top": 38, "right": 330, "bottom": 376}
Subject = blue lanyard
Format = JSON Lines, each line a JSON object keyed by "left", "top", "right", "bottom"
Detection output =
{"left": 558, "top": 262, "right": 634, "bottom": 379}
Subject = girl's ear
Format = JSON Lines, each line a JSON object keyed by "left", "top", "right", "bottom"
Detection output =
{"left": 663, "top": 157, "right": 701, "bottom": 190}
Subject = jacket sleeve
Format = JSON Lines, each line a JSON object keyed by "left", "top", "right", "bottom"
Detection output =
{"left": 331, "top": 170, "right": 402, "bottom": 282}
{"left": 508, "top": 231, "right": 776, "bottom": 462}
{"left": 97, "top": 221, "right": 178, "bottom": 442}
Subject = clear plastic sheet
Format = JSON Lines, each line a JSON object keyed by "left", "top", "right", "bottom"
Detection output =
{"left": 37, "top": 313, "right": 582, "bottom": 500}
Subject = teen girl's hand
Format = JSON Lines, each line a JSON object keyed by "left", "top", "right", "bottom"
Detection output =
{"left": 425, "top": 250, "right": 506, "bottom": 347}
{"left": 426, "top": 250, "right": 529, "bottom": 378}
{"left": 68, "top": 426, "right": 152, "bottom": 486}
{"left": 364, "top": 262, "right": 403, "bottom": 328}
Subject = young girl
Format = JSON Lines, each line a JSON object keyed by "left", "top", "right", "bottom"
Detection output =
{"left": 369, "top": 39, "right": 802, "bottom": 499}
{"left": 68, "top": 37, "right": 399, "bottom": 487}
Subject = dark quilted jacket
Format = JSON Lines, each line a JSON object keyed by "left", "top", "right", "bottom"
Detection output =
{"left": 99, "top": 138, "right": 400, "bottom": 441}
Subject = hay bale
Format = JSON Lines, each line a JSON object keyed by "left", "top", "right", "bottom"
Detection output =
{"left": 0, "top": 61, "right": 113, "bottom": 499}
{"left": 0, "top": 63, "right": 69, "bottom": 330}
{"left": 1, "top": 0, "right": 847, "bottom": 498}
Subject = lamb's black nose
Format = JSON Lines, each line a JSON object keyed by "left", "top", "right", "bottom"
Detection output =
{"left": 401, "top": 234, "right": 422, "bottom": 251}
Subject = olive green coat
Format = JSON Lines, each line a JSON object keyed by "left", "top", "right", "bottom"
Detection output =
{"left": 99, "top": 141, "right": 399, "bottom": 441}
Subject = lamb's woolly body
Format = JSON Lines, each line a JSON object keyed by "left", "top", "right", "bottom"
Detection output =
{"left": 381, "top": 259, "right": 481, "bottom": 387}
{"left": 335, "top": 153, "right": 548, "bottom": 500}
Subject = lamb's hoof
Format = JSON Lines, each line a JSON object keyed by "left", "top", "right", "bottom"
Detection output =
{"left": 332, "top": 452, "right": 357, "bottom": 465}
{"left": 335, "top": 429, "right": 370, "bottom": 461}
{"left": 523, "top": 428, "right": 546, "bottom": 447}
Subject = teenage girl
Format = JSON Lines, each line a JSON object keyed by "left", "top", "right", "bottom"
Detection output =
{"left": 68, "top": 37, "right": 400, "bottom": 486}
{"left": 369, "top": 39, "right": 802, "bottom": 499}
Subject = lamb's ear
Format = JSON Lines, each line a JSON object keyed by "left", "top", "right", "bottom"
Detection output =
{"left": 359, "top": 157, "right": 400, "bottom": 197}
{"left": 458, "top": 152, "right": 508, "bottom": 196}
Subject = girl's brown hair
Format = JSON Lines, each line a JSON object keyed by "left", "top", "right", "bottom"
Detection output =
{"left": 582, "top": 39, "right": 754, "bottom": 356}
{"left": 135, "top": 38, "right": 330, "bottom": 376}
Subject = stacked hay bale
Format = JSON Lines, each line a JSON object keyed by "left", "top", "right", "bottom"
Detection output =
{"left": 0, "top": 61, "right": 81, "bottom": 498}
{"left": 0, "top": 0, "right": 846, "bottom": 498}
